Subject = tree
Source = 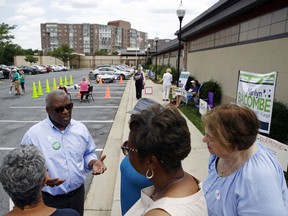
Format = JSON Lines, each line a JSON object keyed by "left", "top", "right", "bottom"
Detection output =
{"left": 0, "top": 23, "right": 16, "bottom": 64}
{"left": 24, "top": 55, "right": 38, "bottom": 64}
{"left": 51, "top": 44, "right": 76, "bottom": 65}
{"left": 2, "top": 43, "right": 23, "bottom": 65}
{"left": 94, "top": 49, "right": 108, "bottom": 55}
{"left": 0, "top": 23, "right": 16, "bottom": 44}
{"left": 0, "top": 23, "right": 41, "bottom": 65}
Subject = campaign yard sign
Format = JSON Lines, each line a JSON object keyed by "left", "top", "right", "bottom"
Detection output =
{"left": 236, "top": 71, "right": 277, "bottom": 134}
{"left": 257, "top": 134, "right": 288, "bottom": 172}
{"left": 178, "top": 71, "right": 190, "bottom": 89}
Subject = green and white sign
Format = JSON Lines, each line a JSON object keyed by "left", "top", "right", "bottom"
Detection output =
{"left": 236, "top": 71, "right": 277, "bottom": 134}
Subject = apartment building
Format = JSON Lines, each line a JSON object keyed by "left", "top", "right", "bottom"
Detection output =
{"left": 40, "top": 20, "right": 148, "bottom": 55}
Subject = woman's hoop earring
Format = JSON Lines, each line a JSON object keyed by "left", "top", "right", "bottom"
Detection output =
{"left": 146, "top": 169, "right": 154, "bottom": 179}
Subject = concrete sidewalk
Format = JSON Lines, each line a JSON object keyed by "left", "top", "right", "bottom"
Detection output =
{"left": 84, "top": 79, "right": 209, "bottom": 216}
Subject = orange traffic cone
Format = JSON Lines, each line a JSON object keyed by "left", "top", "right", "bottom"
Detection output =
{"left": 120, "top": 76, "right": 123, "bottom": 84}
{"left": 77, "top": 89, "right": 81, "bottom": 98}
{"left": 99, "top": 77, "right": 103, "bottom": 84}
{"left": 104, "top": 85, "right": 111, "bottom": 98}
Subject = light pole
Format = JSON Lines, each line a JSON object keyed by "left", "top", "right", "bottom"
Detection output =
{"left": 176, "top": 0, "right": 185, "bottom": 87}
{"left": 155, "top": 37, "right": 159, "bottom": 80}
{"left": 147, "top": 43, "right": 151, "bottom": 69}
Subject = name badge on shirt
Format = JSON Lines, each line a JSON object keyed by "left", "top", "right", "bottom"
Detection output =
{"left": 52, "top": 141, "right": 61, "bottom": 150}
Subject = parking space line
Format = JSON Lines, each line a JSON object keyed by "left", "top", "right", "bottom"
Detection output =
{"left": 0, "top": 120, "right": 114, "bottom": 123}
{"left": 10, "top": 106, "right": 119, "bottom": 109}
{"left": 96, "top": 148, "right": 103, "bottom": 152}
{"left": 0, "top": 147, "right": 15, "bottom": 150}
{"left": 0, "top": 120, "right": 40, "bottom": 123}
{"left": 0, "top": 148, "right": 105, "bottom": 151}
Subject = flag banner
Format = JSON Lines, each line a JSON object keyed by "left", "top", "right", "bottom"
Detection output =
{"left": 236, "top": 71, "right": 277, "bottom": 134}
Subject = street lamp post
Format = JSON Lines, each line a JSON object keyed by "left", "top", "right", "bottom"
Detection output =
{"left": 176, "top": 1, "right": 185, "bottom": 87}
{"left": 155, "top": 37, "right": 159, "bottom": 80}
{"left": 146, "top": 43, "right": 151, "bottom": 69}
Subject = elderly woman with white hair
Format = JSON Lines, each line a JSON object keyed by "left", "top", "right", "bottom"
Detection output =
{"left": 162, "top": 68, "right": 173, "bottom": 101}
{"left": 0, "top": 145, "right": 79, "bottom": 216}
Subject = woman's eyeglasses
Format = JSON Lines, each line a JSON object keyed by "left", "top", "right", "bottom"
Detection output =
{"left": 121, "top": 141, "right": 138, "bottom": 156}
{"left": 50, "top": 103, "right": 73, "bottom": 113}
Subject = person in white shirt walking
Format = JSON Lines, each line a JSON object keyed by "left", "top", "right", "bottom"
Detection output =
{"left": 162, "top": 68, "right": 173, "bottom": 101}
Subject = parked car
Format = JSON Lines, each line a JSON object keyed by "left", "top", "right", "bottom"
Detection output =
{"left": 95, "top": 73, "right": 116, "bottom": 83}
{"left": 57, "top": 64, "right": 70, "bottom": 71}
{"left": 89, "top": 66, "right": 119, "bottom": 80}
{"left": 41, "top": 65, "right": 52, "bottom": 73}
{"left": 0, "top": 69, "right": 5, "bottom": 79}
{"left": 31, "top": 65, "right": 47, "bottom": 74}
{"left": 0, "top": 64, "right": 11, "bottom": 79}
{"left": 89, "top": 66, "right": 131, "bottom": 80}
{"left": 18, "top": 66, "right": 38, "bottom": 75}
{"left": 49, "top": 64, "right": 62, "bottom": 72}
{"left": 117, "top": 64, "right": 134, "bottom": 74}
{"left": 109, "top": 65, "right": 132, "bottom": 80}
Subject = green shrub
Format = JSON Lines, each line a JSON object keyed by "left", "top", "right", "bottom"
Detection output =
{"left": 199, "top": 79, "right": 222, "bottom": 105}
{"left": 261, "top": 100, "right": 288, "bottom": 144}
{"left": 259, "top": 100, "right": 288, "bottom": 184}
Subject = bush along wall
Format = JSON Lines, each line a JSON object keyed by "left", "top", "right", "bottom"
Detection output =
{"left": 259, "top": 101, "right": 288, "bottom": 184}
{"left": 199, "top": 79, "right": 222, "bottom": 105}
{"left": 261, "top": 100, "right": 288, "bottom": 145}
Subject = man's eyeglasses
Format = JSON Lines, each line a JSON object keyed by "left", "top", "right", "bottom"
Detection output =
{"left": 121, "top": 141, "right": 138, "bottom": 156}
{"left": 50, "top": 103, "right": 73, "bottom": 113}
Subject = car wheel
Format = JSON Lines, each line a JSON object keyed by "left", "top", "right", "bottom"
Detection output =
{"left": 121, "top": 74, "right": 125, "bottom": 80}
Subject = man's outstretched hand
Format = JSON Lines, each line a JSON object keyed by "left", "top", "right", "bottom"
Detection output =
{"left": 46, "top": 177, "right": 65, "bottom": 187}
{"left": 91, "top": 155, "right": 107, "bottom": 175}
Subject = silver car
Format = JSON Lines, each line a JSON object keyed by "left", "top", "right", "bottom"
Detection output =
{"left": 89, "top": 66, "right": 131, "bottom": 80}
{"left": 0, "top": 70, "right": 5, "bottom": 79}
{"left": 89, "top": 66, "right": 118, "bottom": 80}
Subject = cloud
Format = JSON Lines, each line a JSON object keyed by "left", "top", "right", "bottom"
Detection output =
{"left": 2, "top": 0, "right": 219, "bottom": 49}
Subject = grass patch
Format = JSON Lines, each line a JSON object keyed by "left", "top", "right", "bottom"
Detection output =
{"left": 178, "top": 101, "right": 205, "bottom": 135}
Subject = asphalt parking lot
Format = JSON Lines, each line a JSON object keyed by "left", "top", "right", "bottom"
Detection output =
{"left": 0, "top": 69, "right": 127, "bottom": 214}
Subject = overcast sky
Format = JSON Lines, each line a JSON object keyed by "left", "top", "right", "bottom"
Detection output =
{"left": 1, "top": 0, "right": 218, "bottom": 50}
